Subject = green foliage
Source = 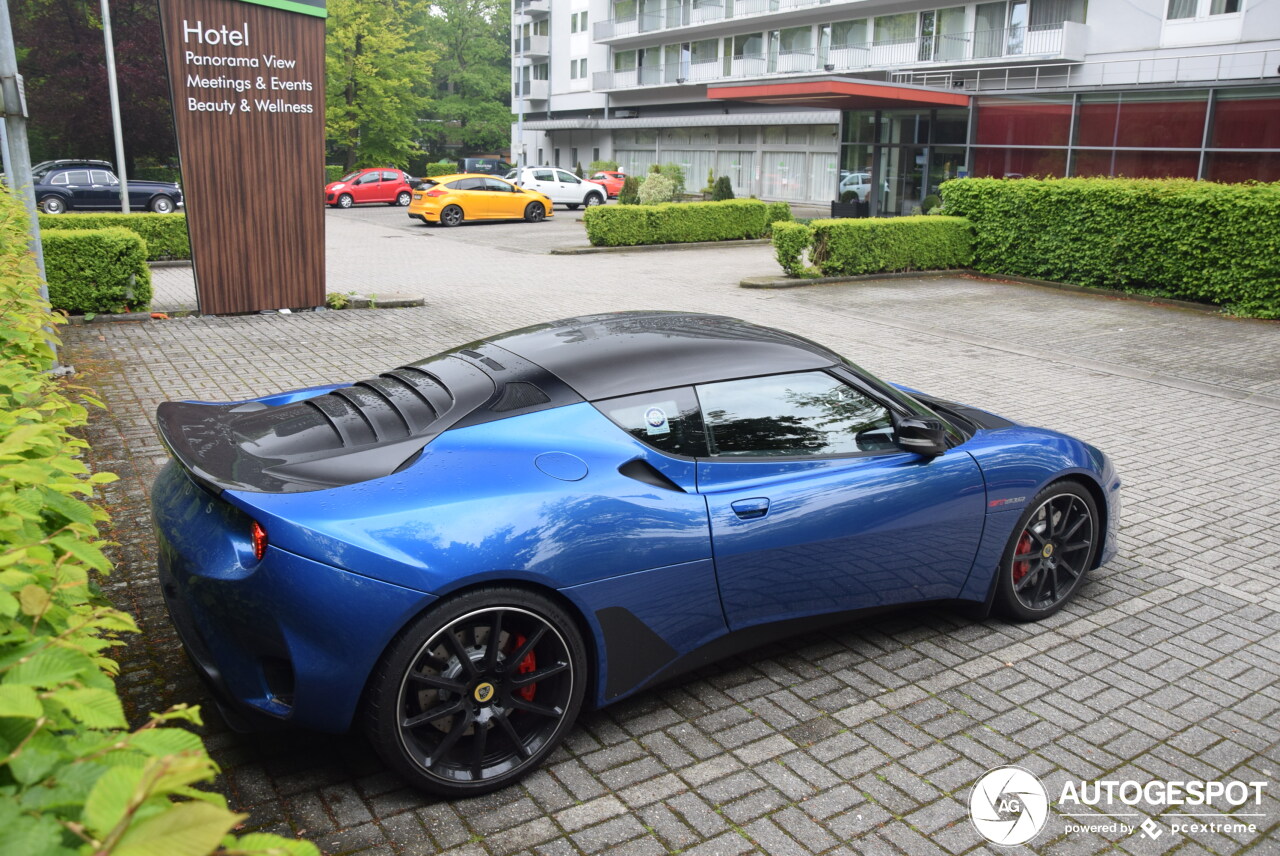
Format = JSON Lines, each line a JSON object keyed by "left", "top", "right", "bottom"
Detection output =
{"left": 939, "top": 177, "right": 1280, "bottom": 318}
{"left": 130, "top": 167, "right": 182, "bottom": 185}
{"left": 617, "top": 176, "right": 641, "bottom": 205}
{"left": 712, "top": 176, "right": 735, "bottom": 202}
{"left": 588, "top": 160, "right": 619, "bottom": 173}
{"left": 41, "top": 228, "right": 153, "bottom": 314}
{"left": 637, "top": 173, "right": 677, "bottom": 206}
{"left": 325, "top": 0, "right": 433, "bottom": 170}
{"left": 773, "top": 221, "right": 815, "bottom": 276}
{"left": 703, "top": 168, "right": 716, "bottom": 194}
{"left": 325, "top": 291, "right": 357, "bottom": 309}
{"left": 764, "top": 201, "right": 794, "bottom": 232}
{"left": 584, "top": 199, "right": 790, "bottom": 247}
{"left": 418, "top": 0, "right": 512, "bottom": 159}
{"left": 0, "top": 187, "right": 319, "bottom": 856}
{"left": 657, "top": 163, "right": 686, "bottom": 196}
{"left": 839, "top": 190, "right": 858, "bottom": 204}
{"left": 325, "top": 165, "right": 347, "bottom": 183}
{"left": 425, "top": 163, "right": 457, "bottom": 178}
{"left": 574, "top": 163, "right": 584, "bottom": 179}
{"left": 800, "top": 216, "right": 974, "bottom": 276}
{"left": 921, "top": 194, "right": 942, "bottom": 214}
{"left": 39, "top": 214, "right": 190, "bottom": 261}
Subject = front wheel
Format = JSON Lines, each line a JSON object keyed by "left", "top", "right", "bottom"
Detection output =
{"left": 523, "top": 202, "right": 545, "bottom": 223}
{"left": 336, "top": 193, "right": 353, "bottom": 209}
{"left": 395, "top": 191, "right": 412, "bottom": 206}
{"left": 149, "top": 196, "right": 176, "bottom": 214}
{"left": 439, "top": 205, "right": 463, "bottom": 227}
{"left": 994, "top": 481, "right": 1099, "bottom": 621}
{"left": 364, "top": 587, "right": 586, "bottom": 797}
{"left": 39, "top": 196, "right": 66, "bottom": 214}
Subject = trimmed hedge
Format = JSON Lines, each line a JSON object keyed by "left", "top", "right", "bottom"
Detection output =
{"left": 425, "top": 162, "right": 456, "bottom": 177}
{"left": 772, "top": 216, "right": 973, "bottom": 277}
{"left": 42, "top": 227, "right": 153, "bottom": 314}
{"left": 0, "top": 187, "right": 317, "bottom": 856}
{"left": 584, "top": 199, "right": 793, "bottom": 246}
{"left": 325, "top": 164, "right": 346, "bottom": 182}
{"left": 939, "top": 177, "right": 1280, "bottom": 318}
{"left": 132, "top": 166, "right": 181, "bottom": 184}
{"left": 40, "top": 212, "right": 190, "bottom": 261}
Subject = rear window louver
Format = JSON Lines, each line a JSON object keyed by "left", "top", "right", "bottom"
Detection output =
{"left": 491, "top": 382, "right": 550, "bottom": 413}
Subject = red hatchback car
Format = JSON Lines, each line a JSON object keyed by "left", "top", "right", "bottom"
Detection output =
{"left": 326, "top": 168, "right": 416, "bottom": 208}
{"left": 588, "top": 170, "right": 627, "bottom": 197}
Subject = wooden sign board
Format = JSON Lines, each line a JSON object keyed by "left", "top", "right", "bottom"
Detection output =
{"left": 157, "top": 0, "right": 325, "bottom": 315}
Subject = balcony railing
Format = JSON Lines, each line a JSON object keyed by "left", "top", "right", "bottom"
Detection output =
{"left": 513, "top": 79, "right": 549, "bottom": 101}
{"left": 590, "top": 24, "right": 1080, "bottom": 91}
{"left": 512, "top": 34, "right": 550, "bottom": 56}
{"left": 513, "top": 0, "right": 549, "bottom": 17}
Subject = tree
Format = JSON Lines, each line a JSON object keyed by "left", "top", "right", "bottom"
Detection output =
{"left": 325, "top": 0, "right": 434, "bottom": 170}
{"left": 419, "top": 0, "right": 511, "bottom": 158}
{"left": 12, "top": 0, "right": 175, "bottom": 169}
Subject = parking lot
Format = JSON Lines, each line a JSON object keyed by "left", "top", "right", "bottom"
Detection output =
{"left": 64, "top": 206, "right": 1280, "bottom": 856}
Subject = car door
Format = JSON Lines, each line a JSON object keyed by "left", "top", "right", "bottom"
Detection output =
{"left": 555, "top": 169, "right": 586, "bottom": 204}
{"left": 521, "top": 168, "right": 559, "bottom": 202}
{"left": 350, "top": 171, "right": 381, "bottom": 203}
{"left": 58, "top": 169, "right": 93, "bottom": 208}
{"left": 694, "top": 370, "right": 987, "bottom": 631}
{"left": 480, "top": 177, "right": 521, "bottom": 218}
{"left": 445, "top": 177, "right": 487, "bottom": 217}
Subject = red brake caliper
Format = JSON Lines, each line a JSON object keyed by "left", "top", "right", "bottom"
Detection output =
{"left": 1013, "top": 532, "right": 1033, "bottom": 583}
{"left": 511, "top": 635, "right": 537, "bottom": 702}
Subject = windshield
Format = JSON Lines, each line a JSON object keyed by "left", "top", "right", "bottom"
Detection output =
{"left": 338, "top": 172, "right": 361, "bottom": 183}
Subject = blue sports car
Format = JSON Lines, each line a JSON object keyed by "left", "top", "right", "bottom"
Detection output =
{"left": 152, "top": 312, "right": 1120, "bottom": 797}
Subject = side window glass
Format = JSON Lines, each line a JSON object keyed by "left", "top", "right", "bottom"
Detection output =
{"left": 596, "top": 387, "right": 706, "bottom": 458}
{"left": 533, "top": 169, "right": 555, "bottom": 181}
{"left": 696, "top": 372, "right": 894, "bottom": 458}
{"left": 90, "top": 170, "right": 115, "bottom": 184}
{"left": 382, "top": 171, "right": 398, "bottom": 181}
{"left": 65, "top": 170, "right": 90, "bottom": 184}
{"left": 448, "top": 178, "right": 481, "bottom": 190}
{"left": 557, "top": 170, "right": 581, "bottom": 184}
{"left": 483, "top": 178, "right": 513, "bottom": 192}
{"left": 51, "top": 173, "right": 69, "bottom": 185}
{"left": 357, "top": 172, "right": 378, "bottom": 185}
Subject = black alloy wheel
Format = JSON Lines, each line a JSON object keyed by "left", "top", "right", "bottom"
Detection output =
{"left": 365, "top": 588, "right": 586, "bottom": 797}
{"left": 439, "top": 205, "right": 464, "bottom": 227}
{"left": 995, "top": 481, "right": 1099, "bottom": 621}
{"left": 523, "top": 202, "right": 545, "bottom": 223}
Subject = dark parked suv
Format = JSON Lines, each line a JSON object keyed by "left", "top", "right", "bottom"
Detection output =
{"left": 32, "top": 160, "right": 183, "bottom": 214}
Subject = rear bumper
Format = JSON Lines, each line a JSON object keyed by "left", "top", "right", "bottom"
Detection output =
{"left": 152, "top": 461, "right": 436, "bottom": 732}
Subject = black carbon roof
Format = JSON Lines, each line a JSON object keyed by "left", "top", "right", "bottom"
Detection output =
{"left": 482, "top": 311, "right": 842, "bottom": 400}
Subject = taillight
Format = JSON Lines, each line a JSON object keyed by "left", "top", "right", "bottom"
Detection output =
{"left": 425, "top": 189, "right": 446, "bottom": 197}
{"left": 251, "top": 521, "right": 268, "bottom": 561}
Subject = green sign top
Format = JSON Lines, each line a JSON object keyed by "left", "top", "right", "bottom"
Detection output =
{"left": 235, "top": 0, "right": 326, "bottom": 18}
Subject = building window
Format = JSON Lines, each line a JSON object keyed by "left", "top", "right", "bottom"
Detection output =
{"left": 554, "top": 148, "right": 561, "bottom": 166}
{"left": 1167, "top": 0, "right": 1241, "bottom": 18}
{"left": 570, "top": 57, "right": 588, "bottom": 79}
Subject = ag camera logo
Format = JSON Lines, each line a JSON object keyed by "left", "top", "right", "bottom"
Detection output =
{"left": 970, "top": 766, "right": 1050, "bottom": 846}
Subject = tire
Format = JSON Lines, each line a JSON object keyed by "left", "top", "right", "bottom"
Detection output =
{"left": 395, "top": 191, "right": 412, "bottom": 207}
{"left": 523, "top": 202, "right": 545, "bottom": 223}
{"left": 337, "top": 193, "right": 353, "bottom": 209}
{"left": 994, "top": 481, "right": 1100, "bottom": 622}
{"left": 39, "top": 196, "right": 66, "bottom": 214}
{"left": 149, "top": 196, "right": 175, "bottom": 214}
{"left": 364, "top": 587, "right": 586, "bottom": 798}
{"left": 439, "top": 205, "right": 463, "bottom": 227}
{"left": 584, "top": 193, "right": 604, "bottom": 208}
{"left": 565, "top": 203, "right": 579, "bottom": 210}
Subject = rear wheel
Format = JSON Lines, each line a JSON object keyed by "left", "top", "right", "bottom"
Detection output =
{"left": 395, "top": 191, "right": 412, "bottom": 206}
{"left": 336, "top": 193, "right": 353, "bottom": 209}
{"left": 523, "top": 202, "right": 545, "bottom": 223}
{"left": 39, "top": 196, "right": 66, "bottom": 214}
{"left": 994, "top": 481, "right": 1099, "bottom": 621}
{"left": 364, "top": 587, "right": 586, "bottom": 797}
{"left": 439, "top": 205, "right": 464, "bottom": 227}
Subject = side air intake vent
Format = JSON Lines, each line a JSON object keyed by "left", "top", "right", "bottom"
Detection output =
{"left": 491, "top": 382, "right": 551, "bottom": 412}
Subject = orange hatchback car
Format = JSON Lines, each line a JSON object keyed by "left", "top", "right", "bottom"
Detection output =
{"left": 589, "top": 170, "right": 627, "bottom": 197}
{"left": 407, "top": 174, "right": 555, "bottom": 226}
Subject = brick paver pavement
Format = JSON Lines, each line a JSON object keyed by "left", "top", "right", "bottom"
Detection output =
{"left": 61, "top": 206, "right": 1280, "bottom": 856}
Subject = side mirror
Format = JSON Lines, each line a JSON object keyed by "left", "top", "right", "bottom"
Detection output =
{"left": 893, "top": 414, "right": 948, "bottom": 457}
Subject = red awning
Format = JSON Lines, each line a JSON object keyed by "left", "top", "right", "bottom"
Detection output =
{"left": 707, "top": 78, "right": 970, "bottom": 110}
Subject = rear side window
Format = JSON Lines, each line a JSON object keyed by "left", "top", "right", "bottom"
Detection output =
{"left": 63, "top": 170, "right": 90, "bottom": 184}
{"left": 597, "top": 387, "right": 706, "bottom": 458}
{"left": 533, "top": 169, "right": 555, "bottom": 181}
{"left": 447, "top": 178, "right": 484, "bottom": 190}
{"left": 381, "top": 171, "right": 399, "bottom": 181}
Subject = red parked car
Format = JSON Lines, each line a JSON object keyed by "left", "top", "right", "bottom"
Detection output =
{"left": 588, "top": 170, "right": 627, "bottom": 197}
{"left": 325, "top": 168, "right": 416, "bottom": 208}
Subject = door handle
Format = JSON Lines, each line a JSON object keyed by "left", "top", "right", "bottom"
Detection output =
{"left": 731, "top": 497, "right": 770, "bottom": 520}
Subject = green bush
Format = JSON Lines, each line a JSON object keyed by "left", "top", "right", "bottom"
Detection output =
{"left": 773, "top": 221, "right": 814, "bottom": 276}
{"left": 424, "top": 162, "right": 457, "bottom": 178}
{"left": 712, "top": 175, "right": 735, "bottom": 201}
{"left": 618, "top": 176, "right": 641, "bottom": 205}
{"left": 40, "top": 213, "right": 190, "bottom": 261}
{"left": 325, "top": 164, "right": 346, "bottom": 182}
{"left": 131, "top": 166, "right": 182, "bottom": 184}
{"left": 588, "top": 160, "right": 619, "bottom": 173}
{"left": 584, "top": 199, "right": 790, "bottom": 246}
{"left": 657, "top": 163, "right": 686, "bottom": 196}
{"left": 764, "top": 201, "right": 793, "bottom": 232}
{"left": 774, "top": 215, "right": 973, "bottom": 277}
{"left": 0, "top": 187, "right": 317, "bottom": 856}
{"left": 940, "top": 177, "right": 1280, "bottom": 318}
{"left": 574, "top": 162, "right": 584, "bottom": 178}
{"left": 41, "top": 228, "right": 153, "bottom": 313}
{"left": 638, "top": 173, "right": 677, "bottom": 205}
